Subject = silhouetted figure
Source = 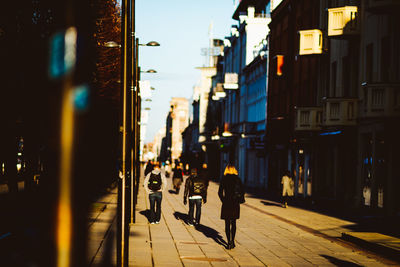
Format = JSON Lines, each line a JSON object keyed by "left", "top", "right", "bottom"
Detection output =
{"left": 172, "top": 163, "right": 184, "bottom": 194}
{"left": 218, "top": 164, "right": 245, "bottom": 249}
{"left": 199, "top": 163, "right": 209, "bottom": 182}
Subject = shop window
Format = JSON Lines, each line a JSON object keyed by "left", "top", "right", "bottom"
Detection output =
{"left": 376, "top": 132, "right": 386, "bottom": 208}
{"left": 362, "top": 134, "right": 372, "bottom": 206}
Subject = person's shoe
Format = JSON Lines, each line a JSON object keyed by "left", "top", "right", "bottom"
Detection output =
{"left": 155, "top": 221, "right": 160, "bottom": 224}
{"left": 282, "top": 203, "right": 286, "bottom": 208}
{"left": 231, "top": 240, "right": 236, "bottom": 248}
{"left": 226, "top": 242, "right": 232, "bottom": 250}
{"left": 187, "top": 221, "right": 194, "bottom": 226}
{"left": 150, "top": 222, "right": 155, "bottom": 224}
{"left": 285, "top": 202, "right": 288, "bottom": 208}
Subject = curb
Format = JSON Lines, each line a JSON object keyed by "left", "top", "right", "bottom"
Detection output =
{"left": 342, "top": 232, "right": 400, "bottom": 262}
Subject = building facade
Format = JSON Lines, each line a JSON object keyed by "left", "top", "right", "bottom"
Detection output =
{"left": 267, "top": 0, "right": 400, "bottom": 215}
{"left": 169, "top": 97, "right": 189, "bottom": 164}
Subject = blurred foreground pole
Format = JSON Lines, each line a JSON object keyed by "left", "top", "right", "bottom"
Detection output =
{"left": 118, "top": 0, "right": 127, "bottom": 264}
{"left": 47, "top": 0, "right": 93, "bottom": 266}
{"left": 118, "top": 0, "right": 132, "bottom": 265}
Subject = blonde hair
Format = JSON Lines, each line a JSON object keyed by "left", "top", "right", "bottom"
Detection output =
{"left": 224, "top": 164, "right": 238, "bottom": 176}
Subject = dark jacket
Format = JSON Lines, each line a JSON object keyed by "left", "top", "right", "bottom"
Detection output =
{"left": 218, "top": 174, "right": 245, "bottom": 220}
{"left": 184, "top": 175, "right": 208, "bottom": 202}
{"left": 172, "top": 167, "right": 183, "bottom": 180}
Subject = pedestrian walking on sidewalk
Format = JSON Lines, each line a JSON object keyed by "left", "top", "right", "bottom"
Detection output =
{"left": 172, "top": 163, "right": 184, "bottom": 194}
{"left": 183, "top": 168, "right": 208, "bottom": 226}
{"left": 281, "top": 170, "right": 294, "bottom": 208}
{"left": 218, "top": 164, "right": 245, "bottom": 250}
{"left": 144, "top": 162, "right": 167, "bottom": 224}
{"left": 199, "top": 163, "right": 210, "bottom": 182}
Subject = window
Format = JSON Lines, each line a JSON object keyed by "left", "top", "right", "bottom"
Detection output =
{"left": 366, "top": 43, "right": 373, "bottom": 82}
{"left": 381, "top": 36, "right": 390, "bottom": 82}
{"left": 331, "top": 61, "right": 337, "bottom": 97}
{"left": 342, "top": 56, "right": 350, "bottom": 96}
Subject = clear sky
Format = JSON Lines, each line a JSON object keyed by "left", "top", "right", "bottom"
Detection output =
{"left": 136, "top": 0, "right": 236, "bottom": 142}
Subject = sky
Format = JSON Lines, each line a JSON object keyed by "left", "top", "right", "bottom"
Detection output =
{"left": 136, "top": 0, "right": 236, "bottom": 142}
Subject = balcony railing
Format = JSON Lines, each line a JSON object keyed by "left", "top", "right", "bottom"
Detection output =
{"left": 299, "top": 29, "right": 323, "bottom": 55}
{"left": 323, "top": 98, "right": 358, "bottom": 126}
{"left": 295, "top": 107, "right": 322, "bottom": 131}
{"left": 361, "top": 83, "right": 400, "bottom": 118}
{"left": 328, "top": 6, "right": 359, "bottom": 37}
{"left": 367, "top": 0, "right": 400, "bottom": 12}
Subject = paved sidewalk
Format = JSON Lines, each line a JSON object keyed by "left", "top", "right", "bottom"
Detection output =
{"left": 128, "top": 173, "right": 399, "bottom": 266}
{"left": 88, "top": 186, "right": 118, "bottom": 266}
{"left": 86, "top": 172, "right": 399, "bottom": 266}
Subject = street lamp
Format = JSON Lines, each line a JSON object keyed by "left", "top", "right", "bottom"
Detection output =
{"left": 139, "top": 41, "right": 160, "bottom": 47}
{"left": 103, "top": 41, "right": 121, "bottom": 48}
{"left": 130, "top": 38, "right": 160, "bottom": 226}
{"left": 141, "top": 69, "right": 157, "bottom": 73}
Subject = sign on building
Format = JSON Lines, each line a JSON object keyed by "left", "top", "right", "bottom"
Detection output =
{"left": 224, "top": 73, "right": 239, "bottom": 89}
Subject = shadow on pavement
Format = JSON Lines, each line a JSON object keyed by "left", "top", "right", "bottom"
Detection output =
{"left": 139, "top": 210, "right": 150, "bottom": 222}
{"left": 173, "top": 211, "right": 189, "bottom": 223}
{"left": 261, "top": 200, "right": 283, "bottom": 207}
{"left": 168, "top": 189, "right": 178, "bottom": 195}
{"left": 320, "top": 255, "right": 363, "bottom": 266}
{"left": 195, "top": 224, "right": 227, "bottom": 248}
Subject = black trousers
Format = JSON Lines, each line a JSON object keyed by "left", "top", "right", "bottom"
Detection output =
{"left": 149, "top": 192, "right": 162, "bottom": 222}
{"left": 188, "top": 198, "right": 202, "bottom": 224}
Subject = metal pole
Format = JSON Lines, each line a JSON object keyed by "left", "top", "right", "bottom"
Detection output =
{"left": 135, "top": 42, "right": 140, "bottom": 207}
{"left": 130, "top": 0, "right": 136, "bottom": 225}
{"left": 137, "top": 67, "right": 141, "bottom": 197}
{"left": 123, "top": 0, "right": 133, "bottom": 263}
{"left": 117, "top": 0, "right": 129, "bottom": 265}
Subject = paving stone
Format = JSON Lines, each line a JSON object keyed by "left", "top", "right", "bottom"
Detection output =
{"left": 87, "top": 170, "right": 397, "bottom": 266}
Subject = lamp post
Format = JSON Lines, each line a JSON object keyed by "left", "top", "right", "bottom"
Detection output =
{"left": 118, "top": 0, "right": 134, "bottom": 265}
{"left": 130, "top": 39, "right": 159, "bottom": 225}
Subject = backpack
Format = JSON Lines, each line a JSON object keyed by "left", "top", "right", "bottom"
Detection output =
{"left": 148, "top": 173, "right": 162, "bottom": 191}
{"left": 233, "top": 179, "right": 245, "bottom": 204}
{"left": 192, "top": 176, "right": 206, "bottom": 195}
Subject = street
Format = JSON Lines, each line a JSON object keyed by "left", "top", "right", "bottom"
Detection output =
{"left": 90, "top": 172, "right": 399, "bottom": 266}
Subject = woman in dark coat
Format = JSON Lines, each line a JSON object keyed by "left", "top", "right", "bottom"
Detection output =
{"left": 218, "top": 164, "right": 245, "bottom": 249}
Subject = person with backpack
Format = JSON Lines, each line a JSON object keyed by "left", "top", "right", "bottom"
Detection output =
{"left": 144, "top": 162, "right": 167, "bottom": 224}
{"left": 218, "top": 164, "right": 245, "bottom": 249}
{"left": 183, "top": 168, "right": 208, "bottom": 226}
{"left": 172, "top": 163, "right": 184, "bottom": 194}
